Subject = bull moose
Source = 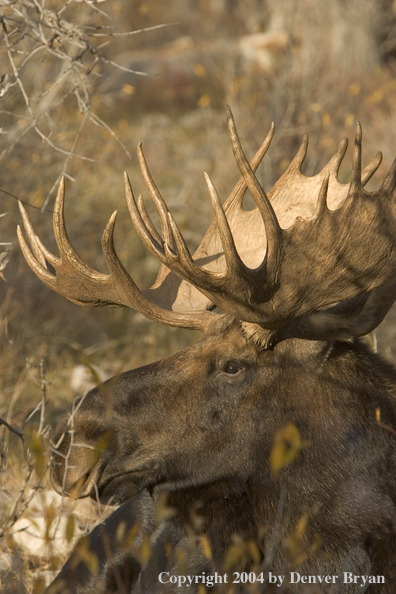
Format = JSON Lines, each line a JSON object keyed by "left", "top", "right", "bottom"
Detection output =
{"left": 18, "top": 107, "right": 396, "bottom": 593}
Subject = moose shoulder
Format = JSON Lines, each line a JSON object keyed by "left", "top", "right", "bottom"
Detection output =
{"left": 18, "top": 108, "right": 396, "bottom": 593}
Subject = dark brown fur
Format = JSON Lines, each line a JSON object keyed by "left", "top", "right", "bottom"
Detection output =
{"left": 46, "top": 317, "right": 396, "bottom": 593}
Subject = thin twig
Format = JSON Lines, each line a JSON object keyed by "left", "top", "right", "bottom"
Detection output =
{"left": 41, "top": 109, "right": 89, "bottom": 210}
{"left": 88, "top": 110, "right": 132, "bottom": 158}
{"left": 1, "top": 0, "right": 169, "bottom": 180}
{"left": 0, "top": 417, "right": 24, "bottom": 440}
{"left": 86, "top": 22, "right": 178, "bottom": 37}
{"left": 38, "top": 357, "right": 47, "bottom": 435}
{"left": 0, "top": 188, "right": 54, "bottom": 212}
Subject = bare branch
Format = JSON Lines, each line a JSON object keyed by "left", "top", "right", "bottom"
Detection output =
{"left": 0, "top": 0, "right": 171, "bottom": 192}
{"left": 0, "top": 417, "right": 24, "bottom": 440}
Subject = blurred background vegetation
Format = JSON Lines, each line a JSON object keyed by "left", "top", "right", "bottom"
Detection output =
{"left": 1, "top": 0, "right": 396, "bottom": 590}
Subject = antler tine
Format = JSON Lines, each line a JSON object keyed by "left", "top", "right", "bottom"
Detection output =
{"left": 380, "top": 158, "right": 396, "bottom": 194}
{"left": 99, "top": 210, "right": 147, "bottom": 308}
{"left": 227, "top": 122, "right": 275, "bottom": 211}
{"left": 349, "top": 122, "right": 363, "bottom": 194}
{"left": 17, "top": 214, "right": 57, "bottom": 285}
{"left": 18, "top": 178, "right": 214, "bottom": 330}
{"left": 226, "top": 105, "right": 282, "bottom": 280}
{"left": 362, "top": 152, "right": 382, "bottom": 186}
{"left": 100, "top": 211, "right": 210, "bottom": 329}
{"left": 316, "top": 135, "right": 381, "bottom": 188}
{"left": 18, "top": 178, "right": 90, "bottom": 278}
{"left": 124, "top": 172, "right": 166, "bottom": 262}
{"left": 125, "top": 172, "right": 218, "bottom": 291}
{"left": 131, "top": 120, "right": 277, "bottom": 294}
{"left": 324, "top": 138, "right": 348, "bottom": 178}
{"left": 314, "top": 173, "right": 330, "bottom": 220}
{"left": 53, "top": 177, "right": 98, "bottom": 277}
{"left": 127, "top": 150, "right": 240, "bottom": 294}
{"left": 127, "top": 140, "right": 278, "bottom": 316}
{"left": 165, "top": 211, "right": 227, "bottom": 289}
{"left": 137, "top": 143, "right": 175, "bottom": 251}
{"left": 18, "top": 203, "right": 61, "bottom": 273}
{"left": 18, "top": 181, "right": 101, "bottom": 289}
{"left": 203, "top": 172, "right": 245, "bottom": 275}
{"left": 348, "top": 122, "right": 383, "bottom": 194}
{"left": 124, "top": 166, "right": 239, "bottom": 294}
{"left": 18, "top": 201, "right": 52, "bottom": 269}
{"left": 137, "top": 194, "right": 163, "bottom": 246}
{"left": 288, "top": 135, "right": 309, "bottom": 173}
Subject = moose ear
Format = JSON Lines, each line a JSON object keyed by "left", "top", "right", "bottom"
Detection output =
{"left": 240, "top": 322, "right": 275, "bottom": 348}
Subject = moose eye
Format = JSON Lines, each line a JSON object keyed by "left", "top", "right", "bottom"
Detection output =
{"left": 223, "top": 362, "right": 242, "bottom": 375}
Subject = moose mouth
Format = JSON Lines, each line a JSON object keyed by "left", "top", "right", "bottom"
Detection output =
{"left": 81, "top": 459, "right": 163, "bottom": 505}
{"left": 95, "top": 472, "right": 147, "bottom": 504}
{"left": 50, "top": 423, "right": 164, "bottom": 503}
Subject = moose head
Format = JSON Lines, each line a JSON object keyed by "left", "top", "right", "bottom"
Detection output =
{"left": 18, "top": 108, "right": 396, "bottom": 593}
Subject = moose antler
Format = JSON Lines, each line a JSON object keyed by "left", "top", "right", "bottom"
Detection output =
{"left": 18, "top": 186, "right": 212, "bottom": 330}
{"left": 18, "top": 107, "right": 396, "bottom": 347}
{"left": 17, "top": 111, "right": 274, "bottom": 332}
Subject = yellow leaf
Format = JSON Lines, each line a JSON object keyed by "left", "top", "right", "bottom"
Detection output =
{"left": 32, "top": 575, "right": 46, "bottom": 594}
{"left": 28, "top": 432, "right": 47, "bottom": 479}
{"left": 155, "top": 492, "right": 176, "bottom": 523}
{"left": 122, "top": 84, "right": 136, "bottom": 95}
{"left": 73, "top": 538, "right": 99, "bottom": 575}
{"left": 198, "top": 94, "right": 211, "bottom": 108}
{"left": 279, "top": 158, "right": 289, "bottom": 172}
{"left": 141, "top": 532, "right": 152, "bottom": 564}
{"left": 116, "top": 521, "right": 127, "bottom": 544}
{"left": 345, "top": 113, "right": 355, "bottom": 129}
{"left": 125, "top": 521, "right": 141, "bottom": 547}
{"left": 118, "top": 119, "right": 129, "bottom": 132}
{"left": 200, "top": 534, "right": 212, "bottom": 560}
{"left": 44, "top": 504, "right": 56, "bottom": 544}
{"left": 65, "top": 513, "right": 76, "bottom": 543}
{"left": 366, "top": 89, "right": 383, "bottom": 105}
{"left": 247, "top": 540, "right": 261, "bottom": 563}
{"left": 322, "top": 113, "right": 330, "bottom": 127}
{"left": 223, "top": 543, "right": 244, "bottom": 571}
{"left": 138, "top": 3, "right": 149, "bottom": 14}
{"left": 194, "top": 63, "right": 206, "bottom": 78}
{"left": 310, "top": 533, "right": 322, "bottom": 554}
{"left": 270, "top": 422, "right": 304, "bottom": 476}
{"left": 176, "top": 547, "right": 187, "bottom": 576}
{"left": 112, "top": 1, "right": 122, "bottom": 15}
{"left": 349, "top": 83, "right": 360, "bottom": 96}
{"left": 295, "top": 513, "right": 308, "bottom": 540}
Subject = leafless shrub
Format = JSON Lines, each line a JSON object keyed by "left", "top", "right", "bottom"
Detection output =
{"left": 0, "top": 0, "right": 172, "bottom": 208}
